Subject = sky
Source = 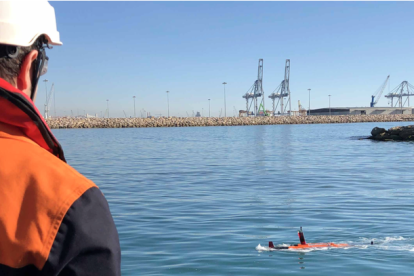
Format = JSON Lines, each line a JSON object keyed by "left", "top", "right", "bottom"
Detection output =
{"left": 41, "top": 1, "right": 414, "bottom": 118}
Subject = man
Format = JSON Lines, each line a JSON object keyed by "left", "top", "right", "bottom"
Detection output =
{"left": 0, "top": 1, "right": 121, "bottom": 275}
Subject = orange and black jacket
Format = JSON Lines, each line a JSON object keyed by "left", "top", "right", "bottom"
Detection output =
{"left": 0, "top": 78, "right": 121, "bottom": 275}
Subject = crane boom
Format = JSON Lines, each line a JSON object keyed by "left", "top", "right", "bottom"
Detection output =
{"left": 371, "top": 75, "right": 390, "bottom": 107}
{"left": 44, "top": 83, "right": 54, "bottom": 119}
{"left": 46, "top": 83, "right": 54, "bottom": 106}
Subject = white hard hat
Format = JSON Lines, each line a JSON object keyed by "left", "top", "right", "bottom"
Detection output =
{"left": 0, "top": 1, "right": 62, "bottom": 47}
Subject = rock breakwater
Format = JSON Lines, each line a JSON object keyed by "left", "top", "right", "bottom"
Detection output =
{"left": 46, "top": 114, "right": 414, "bottom": 129}
{"left": 370, "top": 125, "right": 414, "bottom": 141}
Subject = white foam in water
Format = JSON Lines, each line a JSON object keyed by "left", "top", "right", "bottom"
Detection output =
{"left": 256, "top": 244, "right": 270, "bottom": 252}
{"left": 384, "top": 236, "right": 405, "bottom": 242}
{"left": 357, "top": 237, "right": 414, "bottom": 252}
{"left": 255, "top": 244, "right": 291, "bottom": 252}
{"left": 360, "top": 236, "right": 407, "bottom": 244}
{"left": 295, "top": 247, "right": 328, "bottom": 253}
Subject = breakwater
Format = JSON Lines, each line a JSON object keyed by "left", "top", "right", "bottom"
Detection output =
{"left": 370, "top": 125, "right": 414, "bottom": 141}
{"left": 46, "top": 114, "right": 414, "bottom": 129}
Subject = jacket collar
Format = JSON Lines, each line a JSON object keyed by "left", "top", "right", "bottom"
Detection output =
{"left": 0, "top": 78, "right": 66, "bottom": 162}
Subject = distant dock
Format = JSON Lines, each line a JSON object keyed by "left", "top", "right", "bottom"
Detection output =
{"left": 46, "top": 114, "right": 414, "bottom": 129}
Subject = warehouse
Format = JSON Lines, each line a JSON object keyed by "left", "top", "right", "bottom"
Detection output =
{"left": 308, "top": 107, "right": 414, "bottom": 116}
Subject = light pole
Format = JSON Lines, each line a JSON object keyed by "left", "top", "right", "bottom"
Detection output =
{"left": 308, "top": 88, "right": 311, "bottom": 116}
{"left": 106, "top": 99, "right": 109, "bottom": 118}
{"left": 208, "top": 99, "right": 211, "bottom": 117}
{"left": 133, "top": 96, "right": 136, "bottom": 117}
{"left": 329, "top": 95, "right": 331, "bottom": 116}
{"left": 43, "top": 79, "right": 48, "bottom": 118}
{"left": 43, "top": 79, "right": 48, "bottom": 101}
{"left": 53, "top": 89, "right": 56, "bottom": 117}
{"left": 222, "top": 82, "right": 227, "bottom": 117}
{"left": 166, "top": 91, "right": 169, "bottom": 117}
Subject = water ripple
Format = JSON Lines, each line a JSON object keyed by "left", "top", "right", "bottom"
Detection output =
{"left": 53, "top": 122, "right": 414, "bottom": 276}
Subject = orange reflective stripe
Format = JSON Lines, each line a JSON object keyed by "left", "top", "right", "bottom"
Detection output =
{"left": 0, "top": 125, "right": 96, "bottom": 269}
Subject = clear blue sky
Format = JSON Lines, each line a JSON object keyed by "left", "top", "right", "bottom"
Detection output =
{"left": 42, "top": 1, "right": 414, "bottom": 117}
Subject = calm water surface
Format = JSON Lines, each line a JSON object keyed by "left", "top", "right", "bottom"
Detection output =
{"left": 53, "top": 122, "right": 414, "bottom": 275}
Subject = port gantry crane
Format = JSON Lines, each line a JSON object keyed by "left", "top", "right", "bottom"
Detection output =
{"left": 384, "top": 81, "right": 414, "bottom": 108}
{"left": 44, "top": 83, "right": 54, "bottom": 119}
{"left": 242, "top": 59, "right": 265, "bottom": 116}
{"left": 268, "top": 59, "right": 291, "bottom": 116}
{"left": 370, "top": 75, "right": 390, "bottom": 107}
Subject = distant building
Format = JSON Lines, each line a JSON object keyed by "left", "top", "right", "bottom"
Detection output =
{"left": 308, "top": 107, "right": 414, "bottom": 116}
{"left": 238, "top": 110, "right": 255, "bottom": 117}
{"left": 195, "top": 112, "right": 201, "bottom": 117}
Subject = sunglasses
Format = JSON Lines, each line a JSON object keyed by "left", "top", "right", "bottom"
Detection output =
{"left": 40, "top": 56, "right": 48, "bottom": 76}
{"left": 31, "top": 48, "right": 49, "bottom": 100}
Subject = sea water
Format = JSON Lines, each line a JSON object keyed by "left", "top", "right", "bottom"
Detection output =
{"left": 53, "top": 122, "right": 414, "bottom": 275}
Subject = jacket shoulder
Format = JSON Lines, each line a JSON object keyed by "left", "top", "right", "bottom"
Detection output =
{"left": 43, "top": 187, "right": 121, "bottom": 276}
{"left": 0, "top": 135, "right": 96, "bottom": 270}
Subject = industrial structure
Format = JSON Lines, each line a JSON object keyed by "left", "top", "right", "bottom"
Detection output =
{"left": 370, "top": 75, "right": 390, "bottom": 107}
{"left": 298, "top": 100, "right": 307, "bottom": 115}
{"left": 303, "top": 76, "right": 414, "bottom": 116}
{"left": 307, "top": 76, "right": 414, "bottom": 116}
{"left": 384, "top": 81, "right": 414, "bottom": 108}
{"left": 242, "top": 59, "right": 265, "bottom": 116}
{"left": 44, "top": 83, "right": 54, "bottom": 119}
{"left": 308, "top": 107, "right": 414, "bottom": 116}
{"left": 268, "top": 59, "right": 292, "bottom": 116}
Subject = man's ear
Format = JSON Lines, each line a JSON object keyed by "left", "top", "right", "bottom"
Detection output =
{"left": 17, "top": 50, "right": 38, "bottom": 98}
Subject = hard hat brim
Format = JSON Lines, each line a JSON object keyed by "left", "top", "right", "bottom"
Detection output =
{"left": 0, "top": 22, "right": 62, "bottom": 46}
{"left": 0, "top": 1, "right": 62, "bottom": 47}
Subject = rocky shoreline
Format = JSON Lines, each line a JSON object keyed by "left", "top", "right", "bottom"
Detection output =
{"left": 369, "top": 125, "right": 414, "bottom": 141}
{"left": 45, "top": 114, "right": 414, "bottom": 129}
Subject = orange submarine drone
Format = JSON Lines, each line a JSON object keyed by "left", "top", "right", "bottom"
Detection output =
{"left": 268, "top": 227, "right": 370, "bottom": 250}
